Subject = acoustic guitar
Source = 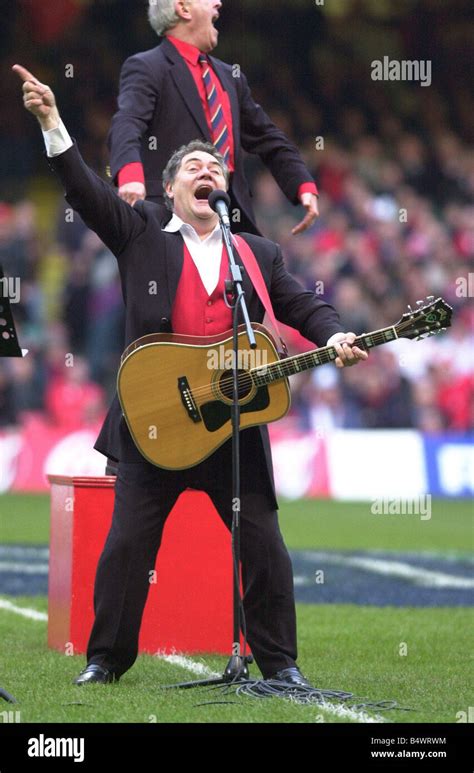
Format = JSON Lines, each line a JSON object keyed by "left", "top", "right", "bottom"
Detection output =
{"left": 117, "top": 297, "right": 452, "bottom": 469}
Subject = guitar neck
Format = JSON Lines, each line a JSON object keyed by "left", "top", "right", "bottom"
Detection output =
{"left": 251, "top": 325, "right": 399, "bottom": 385}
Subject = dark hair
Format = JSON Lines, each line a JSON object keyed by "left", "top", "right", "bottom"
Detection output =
{"left": 162, "top": 140, "right": 230, "bottom": 210}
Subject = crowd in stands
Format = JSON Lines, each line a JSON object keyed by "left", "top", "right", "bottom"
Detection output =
{"left": 0, "top": 1, "right": 472, "bottom": 434}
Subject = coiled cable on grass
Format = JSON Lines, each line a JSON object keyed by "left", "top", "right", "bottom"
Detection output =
{"left": 194, "top": 678, "right": 413, "bottom": 714}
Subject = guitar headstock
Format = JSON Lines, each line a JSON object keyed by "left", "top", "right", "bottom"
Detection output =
{"left": 395, "top": 297, "right": 453, "bottom": 340}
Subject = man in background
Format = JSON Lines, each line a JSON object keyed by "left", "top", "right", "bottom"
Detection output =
{"left": 110, "top": 0, "right": 319, "bottom": 236}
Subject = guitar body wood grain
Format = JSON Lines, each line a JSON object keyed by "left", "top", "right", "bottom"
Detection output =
{"left": 117, "top": 324, "right": 290, "bottom": 469}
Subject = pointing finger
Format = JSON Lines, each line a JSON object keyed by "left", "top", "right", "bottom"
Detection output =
{"left": 12, "top": 64, "right": 41, "bottom": 84}
{"left": 292, "top": 211, "right": 314, "bottom": 235}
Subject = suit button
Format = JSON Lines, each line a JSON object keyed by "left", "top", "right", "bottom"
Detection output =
{"left": 207, "top": 300, "right": 212, "bottom": 306}
{"left": 206, "top": 318, "right": 212, "bottom": 323}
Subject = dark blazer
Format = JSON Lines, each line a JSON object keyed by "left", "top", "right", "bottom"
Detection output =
{"left": 108, "top": 37, "right": 317, "bottom": 233}
{"left": 47, "top": 141, "right": 342, "bottom": 508}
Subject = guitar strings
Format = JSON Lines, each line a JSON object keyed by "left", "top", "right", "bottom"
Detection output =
{"left": 178, "top": 324, "right": 405, "bottom": 402}
{"left": 163, "top": 315, "right": 441, "bottom": 404}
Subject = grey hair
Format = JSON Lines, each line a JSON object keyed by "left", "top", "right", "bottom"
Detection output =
{"left": 162, "top": 140, "right": 230, "bottom": 211}
{"left": 148, "top": 0, "right": 180, "bottom": 37}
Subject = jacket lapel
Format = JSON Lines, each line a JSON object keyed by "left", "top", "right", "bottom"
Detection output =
{"left": 163, "top": 231, "right": 185, "bottom": 310}
{"left": 164, "top": 230, "right": 258, "bottom": 320}
{"left": 161, "top": 38, "right": 211, "bottom": 140}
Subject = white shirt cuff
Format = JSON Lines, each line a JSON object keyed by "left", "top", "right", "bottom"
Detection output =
{"left": 42, "top": 118, "right": 73, "bottom": 157}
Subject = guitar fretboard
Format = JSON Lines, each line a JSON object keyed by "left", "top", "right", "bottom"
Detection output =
{"left": 251, "top": 326, "right": 398, "bottom": 385}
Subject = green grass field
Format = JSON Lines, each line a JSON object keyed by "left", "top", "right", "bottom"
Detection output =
{"left": 1, "top": 494, "right": 473, "bottom": 724}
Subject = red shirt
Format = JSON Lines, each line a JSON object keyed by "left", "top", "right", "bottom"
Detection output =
{"left": 118, "top": 36, "right": 317, "bottom": 200}
{"left": 167, "top": 35, "right": 236, "bottom": 172}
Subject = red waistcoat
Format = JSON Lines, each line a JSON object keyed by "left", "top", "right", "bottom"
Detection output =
{"left": 171, "top": 243, "right": 232, "bottom": 336}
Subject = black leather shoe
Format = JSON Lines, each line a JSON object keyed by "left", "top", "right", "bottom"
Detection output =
{"left": 268, "top": 666, "right": 314, "bottom": 687}
{"left": 73, "top": 664, "right": 119, "bottom": 686}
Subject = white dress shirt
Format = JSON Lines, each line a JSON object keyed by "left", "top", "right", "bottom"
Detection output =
{"left": 162, "top": 215, "right": 223, "bottom": 295}
{"left": 42, "top": 118, "right": 73, "bottom": 158}
{"left": 41, "top": 121, "right": 223, "bottom": 296}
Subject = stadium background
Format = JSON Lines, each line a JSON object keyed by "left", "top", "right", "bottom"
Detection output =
{"left": 0, "top": 0, "right": 472, "bottom": 725}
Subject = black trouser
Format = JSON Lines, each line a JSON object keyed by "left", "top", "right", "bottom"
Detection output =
{"left": 89, "top": 451, "right": 298, "bottom": 679}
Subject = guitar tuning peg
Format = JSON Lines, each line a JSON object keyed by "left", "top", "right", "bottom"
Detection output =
{"left": 427, "top": 295, "right": 434, "bottom": 302}
{"left": 416, "top": 300, "right": 424, "bottom": 307}
{"left": 407, "top": 304, "right": 413, "bottom": 314}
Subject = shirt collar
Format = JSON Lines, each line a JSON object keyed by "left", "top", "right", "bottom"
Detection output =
{"left": 166, "top": 35, "right": 203, "bottom": 66}
{"left": 162, "top": 213, "right": 222, "bottom": 242}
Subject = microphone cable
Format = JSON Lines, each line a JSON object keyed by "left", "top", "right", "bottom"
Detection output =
{"left": 194, "top": 678, "right": 414, "bottom": 715}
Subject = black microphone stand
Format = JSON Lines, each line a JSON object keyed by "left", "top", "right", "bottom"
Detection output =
{"left": 162, "top": 193, "right": 257, "bottom": 690}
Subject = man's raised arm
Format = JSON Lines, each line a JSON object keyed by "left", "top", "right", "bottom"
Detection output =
{"left": 12, "top": 64, "right": 145, "bottom": 257}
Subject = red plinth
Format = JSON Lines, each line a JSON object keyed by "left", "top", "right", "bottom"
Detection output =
{"left": 47, "top": 476, "right": 246, "bottom": 656}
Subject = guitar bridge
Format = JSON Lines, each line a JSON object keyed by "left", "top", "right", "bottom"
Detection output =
{"left": 177, "top": 377, "right": 201, "bottom": 423}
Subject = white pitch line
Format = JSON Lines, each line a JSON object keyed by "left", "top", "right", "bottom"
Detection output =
{"left": 1, "top": 606, "right": 384, "bottom": 723}
{"left": 0, "top": 546, "right": 49, "bottom": 559}
{"left": 154, "top": 651, "right": 384, "bottom": 723}
{"left": 155, "top": 651, "right": 221, "bottom": 678}
{"left": 0, "top": 597, "right": 48, "bottom": 621}
{"left": 293, "top": 575, "right": 309, "bottom": 586}
{"left": 0, "top": 562, "right": 49, "bottom": 574}
{"left": 301, "top": 551, "right": 474, "bottom": 589}
{"left": 313, "top": 700, "right": 385, "bottom": 724}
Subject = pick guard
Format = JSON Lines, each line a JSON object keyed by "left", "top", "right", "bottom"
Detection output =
{"left": 200, "top": 386, "right": 270, "bottom": 432}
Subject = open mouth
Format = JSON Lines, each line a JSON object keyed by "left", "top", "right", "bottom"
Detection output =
{"left": 194, "top": 184, "right": 214, "bottom": 201}
{"left": 212, "top": 13, "right": 219, "bottom": 29}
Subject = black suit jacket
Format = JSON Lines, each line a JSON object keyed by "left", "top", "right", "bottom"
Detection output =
{"left": 108, "top": 38, "right": 317, "bottom": 233}
{"left": 47, "top": 141, "right": 342, "bottom": 508}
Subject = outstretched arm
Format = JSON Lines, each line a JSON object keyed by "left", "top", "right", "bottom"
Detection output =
{"left": 238, "top": 71, "right": 319, "bottom": 235}
{"left": 12, "top": 64, "right": 145, "bottom": 256}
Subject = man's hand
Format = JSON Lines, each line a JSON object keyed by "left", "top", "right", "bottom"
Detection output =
{"left": 292, "top": 192, "right": 319, "bottom": 235}
{"left": 326, "top": 332, "right": 369, "bottom": 369}
{"left": 12, "top": 64, "right": 60, "bottom": 131}
{"left": 118, "top": 182, "right": 147, "bottom": 207}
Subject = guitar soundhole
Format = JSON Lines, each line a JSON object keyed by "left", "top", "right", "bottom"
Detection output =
{"left": 218, "top": 370, "right": 253, "bottom": 401}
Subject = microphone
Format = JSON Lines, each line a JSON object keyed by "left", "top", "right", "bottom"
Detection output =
{"left": 208, "top": 189, "right": 231, "bottom": 228}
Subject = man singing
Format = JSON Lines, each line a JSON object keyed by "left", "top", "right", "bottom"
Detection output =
{"left": 13, "top": 64, "right": 367, "bottom": 688}
{"left": 111, "top": 0, "right": 319, "bottom": 236}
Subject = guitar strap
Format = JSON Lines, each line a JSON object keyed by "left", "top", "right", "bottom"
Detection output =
{"left": 231, "top": 234, "right": 288, "bottom": 357}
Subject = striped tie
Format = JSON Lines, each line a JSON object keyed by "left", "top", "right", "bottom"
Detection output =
{"left": 198, "top": 54, "right": 231, "bottom": 165}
